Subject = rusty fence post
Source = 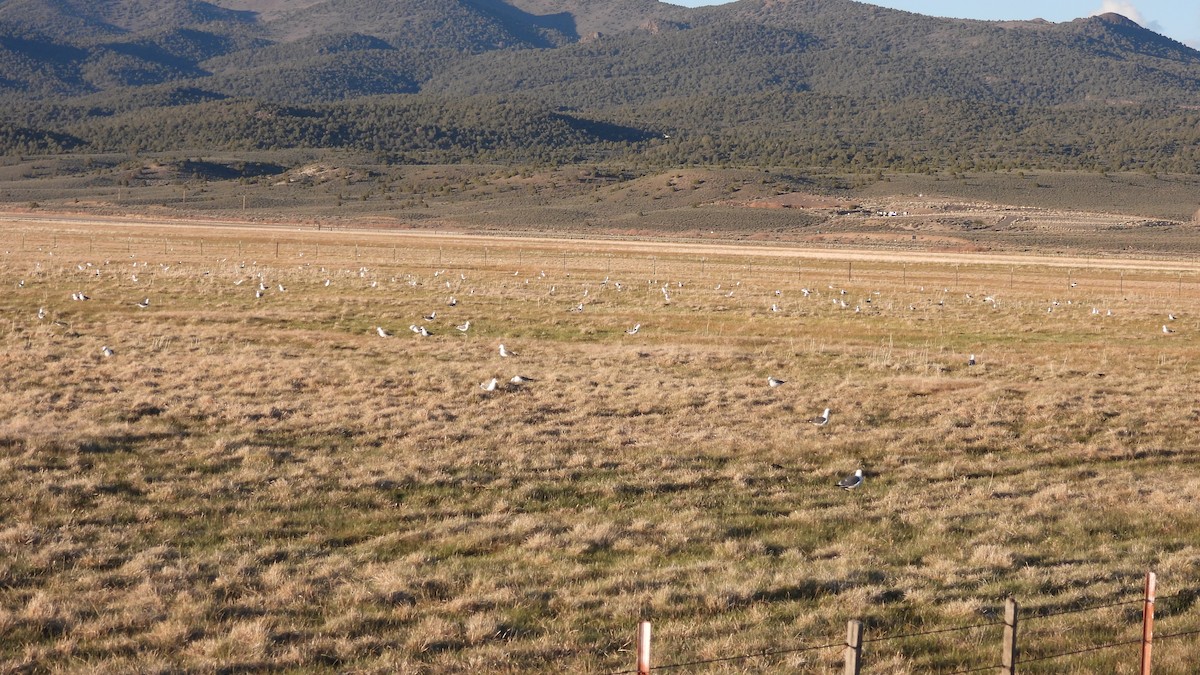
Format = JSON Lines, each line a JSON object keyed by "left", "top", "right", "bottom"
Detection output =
{"left": 1141, "top": 571, "right": 1156, "bottom": 675}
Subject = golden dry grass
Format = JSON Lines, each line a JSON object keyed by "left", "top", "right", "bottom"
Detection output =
{"left": 1, "top": 221, "right": 1199, "bottom": 673}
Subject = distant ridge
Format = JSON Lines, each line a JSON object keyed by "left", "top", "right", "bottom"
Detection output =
{"left": 0, "top": 0, "right": 1198, "bottom": 172}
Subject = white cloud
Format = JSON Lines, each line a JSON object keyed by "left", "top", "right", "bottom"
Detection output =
{"left": 1090, "top": 1, "right": 1145, "bottom": 25}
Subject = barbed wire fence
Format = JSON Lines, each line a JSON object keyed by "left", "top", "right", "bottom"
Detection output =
{"left": 610, "top": 572, "right": 1199, "bottom": 673}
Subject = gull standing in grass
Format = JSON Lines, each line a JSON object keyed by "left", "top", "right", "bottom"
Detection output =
{"left": 968, "top": 354, "right": 976, "bottom": 366}
{"left": 424, "top": 311, "right": 437, "bottom": 322}
{"left": 767, "top": 376, "right": 786, "bottom": 388}
{"left": 499, "top": 344, "right": 515, "bottom": 358}
{"left": 837, "top": 469, "right": 864, "bottom": 490}
{"left": 1163, "top": 324, "right": 1175, "bottom": 335}
{"left": 456, "top": 321, "right": 471, "bottom": 332}
{"left": 101, "top": 346, "right": 115, "bottom": 358}
{"left": 136, "top": 298, "right": 150, "bottom": 309}
{"left": 509, "top": 375, "right": 535, "bottom": 385}
{"left": 626, "top": 323, "right": 640, "bottom": 335}
{"left": 481, "top": 378, "right": 498, "bottom": 392}
{"left": 810, "top": 408, "right": 831, "bottom": 426}
{"left": 376, "top": 326, "right": 391, "bottom": 338}
{"left": 37, "top": 307, "right": 46, "bottom": 320}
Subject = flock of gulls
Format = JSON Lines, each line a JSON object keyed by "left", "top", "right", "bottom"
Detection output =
{"left": 15, "top": 248, "right": 1194, "bottom": 494}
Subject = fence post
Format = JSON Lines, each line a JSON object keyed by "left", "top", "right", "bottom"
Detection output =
{"left": 637, "top": 621, "right": 651, "bottom": 675}
{"left": 1001, "top": 597, "right": 1019, "bottom": 675}
{"left": 1141, "top": 571, "right": 1156, "bottom": 675}
{"left": 844, "top": 620, "right": 863, "bottom": 675}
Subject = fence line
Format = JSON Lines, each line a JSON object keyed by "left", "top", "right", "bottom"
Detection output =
{"left": 621, "top": 571, "right": 1195, "bottom": 674}
{"left": 1017, "top": 637, "right": 1142, "bottom": 665}
{"left": 1022, "top": 596, "right": 1143, "bottom": 620}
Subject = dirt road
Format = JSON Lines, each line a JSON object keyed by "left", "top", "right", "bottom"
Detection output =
{"left": 3, "top": 211, "right": 1199, "bottom": 273}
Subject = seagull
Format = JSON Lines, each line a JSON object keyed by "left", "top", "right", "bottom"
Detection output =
{"left": 17, "top": 280, "right": 24, "bottom": 288}
{"left": 376, "top": 326, "right": 391, "bottom": 338}
{"left": 423, "top": 311, "right": 437, "bottom": 322}
{"left": 255, "top": 289, "right": 264, "bottom": 298}
{"left": 770, "top": 304, "right": 780, "bottom": 313}
{"left": 510, "top": 375, "right": 535, "bottom": 385}
{"left": 324, "top": 279, "right": 332, "bottom": 287}
{"left": 1163, "top": 325, "right": 1174, "bottom": 335}
{"left": 968, "top": 354, "right": 976, "bottom": 366}
{"left": 456, "top": 321, "right": 470, "bottom": 332}
{"left": 416, "top": 326, "right": 431, "bottom": 337}
{"left": 1169, "top": 313, "right": 1177, "bottom": 321}
{"left": 101, "top": 346, "right": 115, "bottom": 358}
{"left": 277, "top": 284, "right": 286, "bottom": 292}
{"left": 499, "top": 344, "right": 515, "bottom": 358}
{"left": 767, "top": 376, "right": 786, "bottom": 388}
{"left": 626, "top": 323, "right": 641, "bottom": 335}
{"left": 481, "top": 378, "right": 498, "bottom": 392}
{"left": 837, "top": 469, "right": 864, "bottom": 490}
{"left": 136, "top": 298, "right": 150, "bottom": 309}
{"left": 37, "top": 307, "right": 46, "bottom": 320}
{"left": 810, "top": 408, "right": 831, "bottom": 426}
{"left": 570, "top": 302, "right": 584, "bottom": 313}
{"left": 448, "top": 297, "right": 457, "bottom": 307}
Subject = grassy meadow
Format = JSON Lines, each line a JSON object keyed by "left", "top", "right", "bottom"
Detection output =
{"left": 2, "top": 221, "right": 1200, "bottom": 673}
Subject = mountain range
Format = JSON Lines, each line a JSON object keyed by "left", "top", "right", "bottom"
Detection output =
{"left": 2, "top": 0, "right": 1199, "bottom": 172}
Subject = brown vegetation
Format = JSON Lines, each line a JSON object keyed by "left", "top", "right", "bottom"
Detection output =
{"left": 1, "top": 220, "right": 1199, "bottom": 672}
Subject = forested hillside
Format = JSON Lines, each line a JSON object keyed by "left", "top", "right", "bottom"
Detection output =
{"left": 2, "top": 0, "right": 1199, "bottom": 172}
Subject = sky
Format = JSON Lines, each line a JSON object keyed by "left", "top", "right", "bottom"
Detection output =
{"left": 665, "top": 1, "right": 1200, "bottom": 49}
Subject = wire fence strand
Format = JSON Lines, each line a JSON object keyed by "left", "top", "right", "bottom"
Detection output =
{"left": 1157, "top": 627, "right": 1200, "bottom": 641}
{"left": 863, "top": 620, "right": 1002, "bottom": 644}
{"left": 944, "top": 663, "right": 1004, "bottom": 674}
{"left": 1023, "top": 597, "right": 1143, "bottom": 620}
{"left": 1017, "top": 637, "right": 1142, "bottom": 664}
{"left": 606, "top": 640, "right": 844, "bottom": 674}
{"left": 604, "top": 579, "right": 1189, "bottom": 673}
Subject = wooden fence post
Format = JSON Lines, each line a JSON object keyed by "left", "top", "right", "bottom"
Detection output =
{"left": 637, "top": 621, "right": 651, "bottom": 675}
{"left": 1001, "top": 597, "right": 1019, "bottom": 675}
{"left": 844, "top": 620, "right": 863, "bottom": 675}
{"left": 1141, "top": 571, "right": 1156, "bottom": 675}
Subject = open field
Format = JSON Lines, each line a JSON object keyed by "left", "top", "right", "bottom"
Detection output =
{"left": 2, "top": 218, "right": 1200, "bottom": 672}
{"left": 3, "top": 154, "right": 1200, "bottom": 258}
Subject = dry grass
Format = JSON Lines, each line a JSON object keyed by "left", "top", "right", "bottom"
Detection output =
{"left": 1, "top": 222, "right": 1199, "bottom": 673}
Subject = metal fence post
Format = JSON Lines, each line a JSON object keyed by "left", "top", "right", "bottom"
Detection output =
{"left": 1141, "top": 572, "right": 1156, "bottom": 675}
{"left": 637, "top": 621, "right": 651, "bottom": 675}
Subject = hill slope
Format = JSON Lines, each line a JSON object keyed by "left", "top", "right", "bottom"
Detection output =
{"left": 1, "top": 0, "right": 1199, "bottom": 173}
